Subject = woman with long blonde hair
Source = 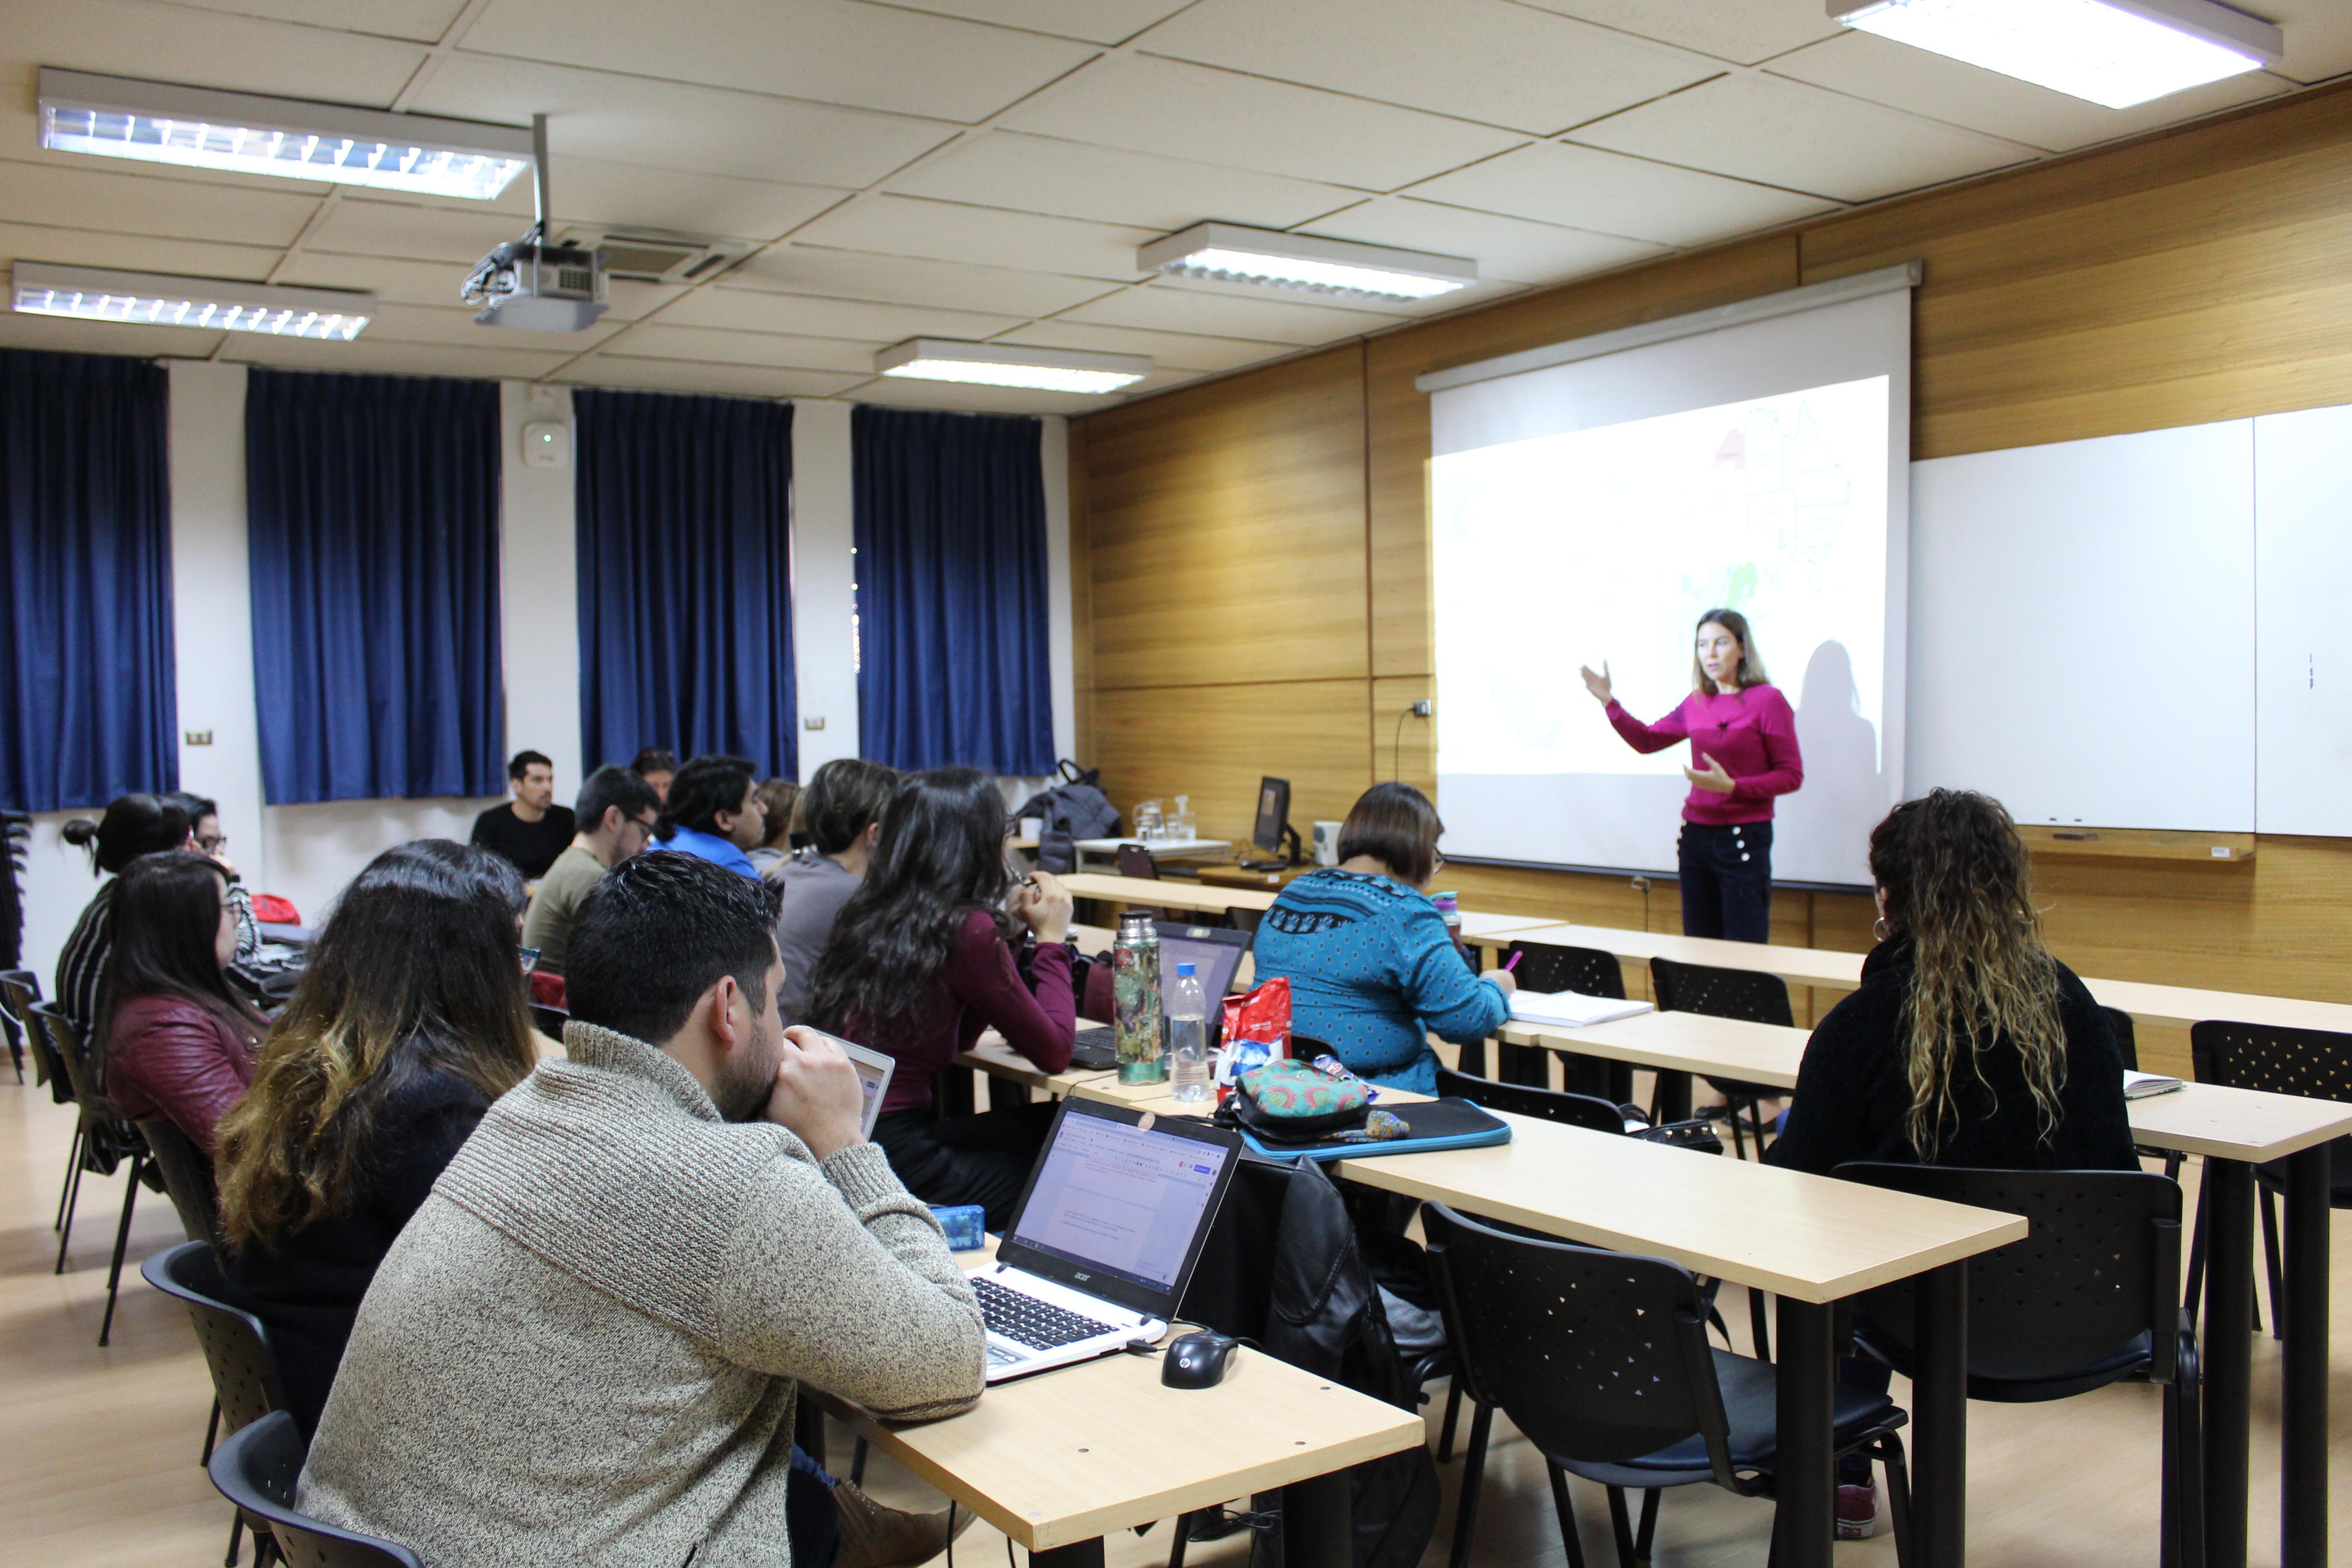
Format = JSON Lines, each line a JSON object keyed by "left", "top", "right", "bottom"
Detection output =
{"left": 215, "top": 839, "right": 537, "bottom": 1436}
{"left": 1769, "top": 788, "right": 2137, "bottom": 1175}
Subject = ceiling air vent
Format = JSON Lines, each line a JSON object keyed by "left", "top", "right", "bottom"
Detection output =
{"left": 557, "top": 230, "right": 744, "bottom": 284}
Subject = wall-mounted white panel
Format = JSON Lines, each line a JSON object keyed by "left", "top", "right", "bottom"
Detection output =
{"left": 1909, "top": 420, "right": 2254, "bottom": 830}
{"left": 2254, "top": 403, "right": 2352, "bottom": 836}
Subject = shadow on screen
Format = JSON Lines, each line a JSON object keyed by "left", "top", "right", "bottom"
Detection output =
{"left": 1780, "top": 639, "right": 1882, "bottom": 880}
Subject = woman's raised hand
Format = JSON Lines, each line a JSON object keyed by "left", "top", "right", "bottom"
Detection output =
{"left": 1578, "top": 661, "right": 1612, "bottom": 705}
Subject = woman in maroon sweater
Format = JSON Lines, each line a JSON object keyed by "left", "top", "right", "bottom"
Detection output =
{"left": 806, "top": 767, "right": 1075, "bottom": 1225}
{"left": 100, "top": 850, "right": 270, "bottom": 1159}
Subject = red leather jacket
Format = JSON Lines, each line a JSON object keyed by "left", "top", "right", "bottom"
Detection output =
{"left": 107, "top": 993, "right": 265, "bottom": 1158}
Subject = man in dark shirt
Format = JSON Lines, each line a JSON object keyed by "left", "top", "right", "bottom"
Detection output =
{"left": 470, "top": 751, "right": 576, "bottom": 881}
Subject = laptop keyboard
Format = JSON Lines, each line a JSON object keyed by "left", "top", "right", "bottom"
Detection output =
{"left": 973, "top": 1276, "right": 1119, "bottom": 1351}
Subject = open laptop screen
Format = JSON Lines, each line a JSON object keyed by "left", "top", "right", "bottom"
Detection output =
{"left": 1001, "top": 1101, "right": 1237, "bottom": 1314}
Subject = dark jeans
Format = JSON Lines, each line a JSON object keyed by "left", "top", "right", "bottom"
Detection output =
{"left": 1677, "top": 820, "right": 1773, "bottom": 943}
{"left": 787, "top": 1445, "right": 841, "bottom": 1568}
{"left": 874, "top": 1100, "right": 1058, "bottom": 1229}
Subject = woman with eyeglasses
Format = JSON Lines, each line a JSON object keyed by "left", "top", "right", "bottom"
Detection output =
{"left": 215, "top": 840, "right": 538, "bottom": 1438}
{"left": 1250, "top": 781, "right": 1515, "bottom": 1093}
{"left": 171, "top": 790, "right": 262, "bottom": 951}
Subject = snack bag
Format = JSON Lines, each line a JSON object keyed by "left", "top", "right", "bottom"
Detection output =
{"left": 1215, "top": 977, "right": 1291, "bottom": 1101}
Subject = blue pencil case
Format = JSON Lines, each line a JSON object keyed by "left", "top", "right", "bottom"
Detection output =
{"left": 929, "top": 1204, "right": 987, "bottom": 1251}
{"left": 1234, "top": 1099, "right": 1512, "bottom": 1163}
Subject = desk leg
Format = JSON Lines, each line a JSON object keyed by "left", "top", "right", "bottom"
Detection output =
{"left": 1282, "top": 1467, "right": 1353, "bottom": 1568}
{"left": 1910, "top": 1260, "right": 1969, "bottom": 1568}
{"left": 2202, "top": 1156, "right": 2254, "bottom": 1568}
{"left": 1773, "top": 1296, "right": 1834, "bottom": 1568}
{"left": 2282, "top": 1142, "right": 2331, "bottom": 1568}
{"left": 1031, "top": 1540, "right": 1104, "bottom": 1568}
{"left": 1654, "top": 1069, "right": 1693, "bottom": 1125}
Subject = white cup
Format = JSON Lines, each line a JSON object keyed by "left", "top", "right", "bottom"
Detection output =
{"left": 1019, "top": 816, "right": 1044, "bottom": 840}
{"left": 1313, "top": 821, "right": 1343, "bottom": 866}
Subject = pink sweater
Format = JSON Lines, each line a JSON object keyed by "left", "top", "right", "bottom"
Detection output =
{"left": 1607, "top": 686, "right": 1804, "bottom": 826}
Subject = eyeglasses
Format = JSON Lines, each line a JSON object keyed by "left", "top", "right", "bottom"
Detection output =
{"left": 197, "top": 833, "right": 229, "bottom": 854}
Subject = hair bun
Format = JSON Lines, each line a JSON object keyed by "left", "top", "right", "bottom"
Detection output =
{"left": 60, "top": 818, "right": 100, "bottom": 846}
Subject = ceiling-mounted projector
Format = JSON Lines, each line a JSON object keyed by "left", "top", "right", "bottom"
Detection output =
{"left": 460, "top": 113, "right": 608, "bottom": 333}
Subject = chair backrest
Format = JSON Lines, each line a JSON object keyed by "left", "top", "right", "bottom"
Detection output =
{"left": 528, "top": 1003, "right": 569, "bottom": 1040}
{"left": 2, "top": 969, "right": 53, "bottom": 1088}
{"left": 1434, "top": 1064, "right": 1626, "bottom": 1136}
{"left": 1649, "top": 957, "right": 1793, "bottom": 1026}
{"left": 138, "top": 1120, "right": 221, "bottom": 1245}
{"left": 1504, "top": 941, "right": 1625, "bottom": 1000}
{"left": 141, "top": 1240, "right": 287, "bottom": 1434}
{"left": 2189, "top": 1019, "right": 2352, "bottom": 1175}
{"left": 1115, "top": 843, "right": 1161, "bottom": 881}
{"left": 1424, "top": 1203, "right": 1735, "bottom": 1484}
{"left": 2102, "top": 1006, "right": 2139, "bottom": 1073}
{"left": 1835, "top": 1164, "right": 2180, "bottom": 1384}
{"left": 209, "top": 1411, "right": 425, "bottom": 1568}
{"left": 29, "top": 1000, "right": 113, "bottom": 1123}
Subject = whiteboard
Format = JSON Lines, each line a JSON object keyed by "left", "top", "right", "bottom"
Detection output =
{"left": 1908, "top": 420, "right": 2255, "bottom": 831}
{"left": 2254, "top": 404, "right": 2352, "bottom": 835}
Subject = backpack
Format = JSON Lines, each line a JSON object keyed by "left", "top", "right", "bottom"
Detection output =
{"left": 1012, "top": 760, "right": 1121, "bottom": 873}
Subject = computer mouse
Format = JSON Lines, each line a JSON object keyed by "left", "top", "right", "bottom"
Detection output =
{"left": 1161, "top": 1331, "right": 1239, "bottom": 1389}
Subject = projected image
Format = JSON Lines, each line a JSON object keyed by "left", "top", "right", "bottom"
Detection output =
{"left": 1431, "top": 375, "right": 1893, "bottom": 881}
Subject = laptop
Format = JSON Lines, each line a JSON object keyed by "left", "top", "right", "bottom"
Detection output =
{"left": 969, "top": 1097, "right": 1241, "bottom": 1382}
{"left": 1070, "top": 921, "right": 1254, "bottom": 1069}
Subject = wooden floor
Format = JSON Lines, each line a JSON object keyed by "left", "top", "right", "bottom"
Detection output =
{"left": 2, "top": 1071, "right": 2344, "bottom": 1568}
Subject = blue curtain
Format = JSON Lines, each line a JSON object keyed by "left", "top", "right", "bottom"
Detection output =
{"left": 574, "top": 390, "right": 795, "bottom": 775}
{"left": 853, "top": 406, "right": 1054, "bottom": 774}
{"left": 246, "top": 369, "right": 505, "bottom": 804}
{"left": 0, "top": 350, "right": 176, "bottom": 812}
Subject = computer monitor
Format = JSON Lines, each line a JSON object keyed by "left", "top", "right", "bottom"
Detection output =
{"left": 1249, "top": 776, "right": 1301, "bottom": 866}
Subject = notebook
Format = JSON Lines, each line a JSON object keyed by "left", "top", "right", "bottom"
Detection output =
{"left": 1508, "top": 990, "right": 1656, "bottom": 1029}
{"left": 2124, "top": 1069, "right": 2185, "bottom": 1099}
{"left": 970, "top": 1097, "right": 1240, "bottom": 1382}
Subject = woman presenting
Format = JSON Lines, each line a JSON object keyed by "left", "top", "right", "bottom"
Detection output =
{"left": 1580, "top": 609, "right": 1802, "bottom": 943}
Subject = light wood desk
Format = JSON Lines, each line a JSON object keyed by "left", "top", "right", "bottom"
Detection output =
{"left": 1338, "top": 1108, "right": 2019, "bottom": 1568}
{"left": 1480, "top": 920, "right": 1867, "bottom": 989}
{"left": 1063, "top": 871, "right": 1276, "bottom": 916}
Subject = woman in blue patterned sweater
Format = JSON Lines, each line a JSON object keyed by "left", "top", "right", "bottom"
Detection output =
{"left": 1250, "top": 783, "right": 1516, "bottom": 1093}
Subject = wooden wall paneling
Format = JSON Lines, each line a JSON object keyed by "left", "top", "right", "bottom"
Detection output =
{"left": 1086, "top": 678, "right": 1372, "bottom": 849}
{"left": 1363, "top": 239, "right": 1803, "bottom": 681}
{"left": 1081, "top": 345, "right": 1369, "bottom": 692}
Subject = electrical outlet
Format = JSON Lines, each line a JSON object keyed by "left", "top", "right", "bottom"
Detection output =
{"left": 1410, "top": 700, "right": 1433, "bottom": 718}
{"left": 184, "top": 729, "right": 214, "bottom": 746}
{"left": 804, "top": 715, "right": 826, "bottom": 730}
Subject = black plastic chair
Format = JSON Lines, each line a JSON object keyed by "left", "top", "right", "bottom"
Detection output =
{"left": 1425, "top": 1202, "right": 1911, "bottom": 1568}
{"left": 1495, "top": 941, "right": 1632, "bottom": 1101}
{"left": 528, "top": 1002, "right": 569, "bottom": 1040}
{"left": 1434, "top": 1064, "right": 1629, "bottom": 1136}
{"left": 0, "top": 965, "right": 31, "bottom": 1082}
{"left": 210, "top": 1411, "right": 424, "bottom": 1568}
{"left": 146, "top": 1240, "right": 292, "bottom": 1568}
{"left": 2180, "top": 1021, "right": 2352, "bottom": 1341}
{"left": 31, "top": 1000, "right": 152, "bottom": 1343}
{"left": 141, "top": 1119, "right": 222, "bottom": 1245}
{"left": 1836, "top": 1164, "right": 2201, "bottom": 1568}
{"left": 1648, "top": 957, "right": 1787, "bottom": 1159}
{"left": 2106, "top": 1007, "right": 2141, "bottom": 1073}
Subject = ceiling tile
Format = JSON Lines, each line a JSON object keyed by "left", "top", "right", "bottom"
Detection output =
{"left": 0, "top": 159, "right": 320, "bottom": 247}
{"left": 724, "top": 247, "right": 1120, "bottom": 317}
{"left": 302, "top": 195, "right": 527, "bottom": 264}
{"left": 0, "top": 220, "right": 281, "bottom": 281}
{"left": 1767, "top": 32, "right": 2291, "bottom": 153}
{"left": 460, "top": 0, "right": 1095, "bottom": 122}
{"left": 660, "top": 288, "right": 1026, "bottom": 342}
{"left": 1405, "top": 141, "right": 1835, "bottom": 247}
{"left": 876, "top": 1, "right": 1193, "bottom": 45}
{"left": 601, "top": 323, "right": 881, "bottom": 374}
{"left": 560, "top": 357, "right": 866, "bottom": 399}
{"left": 786, "top": 195, "right": 1154, "bottom": 281}
{"left": 1142, "top": 0, "right": 1721, "bottom": 136}
{"left": 277, "top": 251, "right": 687, "bottom": 320}
{"left": 1058, "top": 281, "right": 1396, "bottom": 345}
{"left": 0, "top": 1, "right": 429, "bottom": 108}
{"left": 546, "top": 157, "right": 848, "bottom": 243}
{"left": 151, "top": 0, "right": 469, "bottom": 42}
{"left": 1568, "top": 72, "right": 2039, "bottom": 202}
{"left": 407, "top": 56, "right": 956, "bottom": 188}
{"left": 998, "top": 55, "right": 1528, "bottom": 190}
{"left": 220, "top": 334, "right": 576, "bottom": 379}
{"left": 363, "top": 301, "right": 625, "bottom": 353}
{"left": 0, "top": 309, "right": 225, "bottom": 358}
{"left": 882, "top": 132, "right": 1359, "bottom": 232}
{"left": 995, "top": 320, "right": 1295, "bottom": 372}
{"left": 850, "top": 374, "right": 1123, "bottom": 417}
{"left": 1296, "top": 195, "right": 1667, "bottom": 284}
{"left": 1513, "top": 1, "right": 1842, "bottom": 66}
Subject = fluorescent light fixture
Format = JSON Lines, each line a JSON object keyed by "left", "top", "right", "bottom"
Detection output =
{"left": 11, "top": 262, "right": 375, "bottom": 340}
{"left": 38, "top": 68, "right": 534, "bottom": 200}
{"left": 875, "top": 339, "right": 1150, "bottom": 395}
{"left": 1139, "top": 222, "right": 1476, "bottom": 303}
{"left": 1830, "top": 0, "right": 2281, "bottom": 109}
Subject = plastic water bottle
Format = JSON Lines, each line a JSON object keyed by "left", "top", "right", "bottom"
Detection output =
{"left": 1168, "top": 961, "right": 1211, "bottom": 1104}
{"left": 1433, "top": 891, "right": 1474, "bottom": 973}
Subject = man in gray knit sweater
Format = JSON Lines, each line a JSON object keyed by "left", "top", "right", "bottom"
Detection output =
{"left": 298, "top": 853, "right": 988, "bottom": 1567}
